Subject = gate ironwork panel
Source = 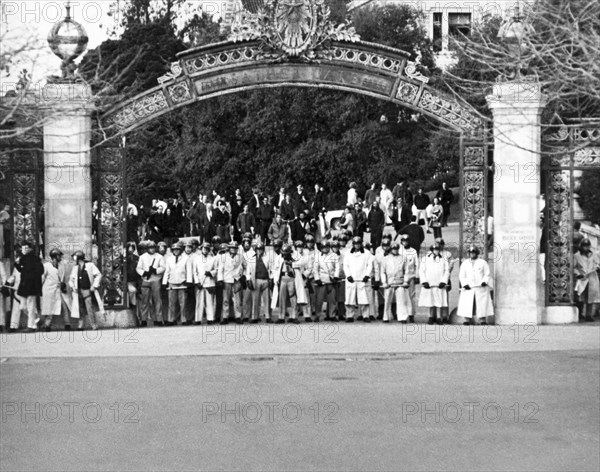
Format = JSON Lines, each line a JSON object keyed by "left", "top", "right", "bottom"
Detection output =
{"left": 0, "top": 136, "right": 43, "bottom": 264}
{"left": 544, "top": 126, "right": 600, "bottom": 305}
{"left": 460, "top": 133, "right": 489, "bottom": 261}
{"left": 94, "top": 141, "right": 127, "bottom": 309}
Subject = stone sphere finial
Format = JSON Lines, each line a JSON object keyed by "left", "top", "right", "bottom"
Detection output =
{"left": 47, "top": 2, "right": 89, "bottom": 79}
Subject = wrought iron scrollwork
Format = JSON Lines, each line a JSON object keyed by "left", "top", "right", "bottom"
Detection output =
{"left": 96, "top": 145, "right": 126, "bottom": 308}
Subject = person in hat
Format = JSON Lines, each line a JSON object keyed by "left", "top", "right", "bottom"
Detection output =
{"left": 418, "top": 243, "right": 450, "bottom": 324}
{"left": 313, "top": 240, "right": 339, "bottom": 321}
{"left": 381, "top": 242, "right": 408, "bottom": 323}
{"left": 217, "top": 241, "right": 245, "bottom": 324}
{"left": 40, "top": 248, "right": 70, "bottom": 331}
{"left": 245, "top": 241, "right": 274, "bottom": 322}
{"left": 343, "top": 236, "right": 373, "bottom": 322}
{"left": 457, "top": 246, "right": 494, "bottom": 325}
{"left": 436, "top": 238, "right": 456, "bottom": 322}
{"left": 271, "top": 243, "right": 303, "bottom": 323}
{"left": 136, "top": 240, "right": 166, "bottom": 326}
{"left": 399, "top": 234, "right": 420, "bottom": 322}
{"left": 69, "top": 249, "right": 102, "bottom": 331}
{"left": 192, "top": 242, "right": 218, "bottom": 324}
{"left": 162, "top": 242, "right": 193, "bottom": 325}
{"left": 574, "top": 238, "right": 599, "bottom": 322}
{"left": 211, "top": 235, "right": 222, "bottom": 256}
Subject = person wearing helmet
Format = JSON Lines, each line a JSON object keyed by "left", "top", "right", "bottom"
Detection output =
{"left": 68, "top": 248, "right": 102, "bottom": 330}
{"left": 574, "top": 238, "right": 599, "bottom": 322}
{"left": 290, "top": 239, "right": 312, "bottom": 321}
{"left": 157, "top": 241, "right": 168, "bottom": 257}
{"left": 381, "top": 242, "right": 407, "bottom": 323}
{"left": 303, "top": 234, "right": 318, "bottom": 320}
{"left": 217, "top": 241, "right": 245, "bottom": 324}
{"left": 457, "top": 246, "right": 494, "bottom": 325}
{"left": 418, "top": 243, "right": 450, "bottom": 324}
{"left": 313, "top": 240, "right": 340, "bottom": 321}
{"left": 163, "top": 242, "right": 193, "bottom": 325}
{"left": 399, "top": 234, "right": 420, "bottom": 323}
{"left": 244, "top": 241, "right": 273, "bottom": 322}
{"left": 192, "top": 242, "right": 218, "bottom": 324}
{"left": 436, "top": 238, "right": 456, "bottom": 323}
{"left": 136, "top": 240, "right": 166, "bottom": 327}
{"left": 40, "top": 248, "right": 70, "bottom": 331}
{"left": 183, "top": 240, "right": 198, "bottom": 324}
{"left": 271, "top": 243, "right": 303, "bottom": 324}
{"left": 373, "top": 238, "right": 392, "bottom": 319}
{"left": 211, "top": 235, "right": 222, "bottom": 256}
{"left": 241, "top": 236, "right": 256, "bottom": 321}
{"left": 213, "top": 242, "right": 229, "bottom": 321}
{"left": 343, "top": 236, "right": 373, "bottom": 322}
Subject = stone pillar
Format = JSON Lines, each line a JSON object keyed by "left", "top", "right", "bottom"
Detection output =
{"left": 42, "top": 81, "right": 94, "bottom": 259}
{"left": 487, "top": 81, "right": 546, "bottom": 324}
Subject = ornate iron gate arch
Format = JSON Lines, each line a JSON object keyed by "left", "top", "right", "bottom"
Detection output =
{"left": 94, "top": 0, "right": 489, "bottom": 308}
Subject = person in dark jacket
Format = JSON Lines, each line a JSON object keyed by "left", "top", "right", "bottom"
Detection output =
{"left": 290, "top": 211, "right": 313, "bottom": 242}
{"left": 257, "top": 196, "right": 274, "bottom": 244}
{"left": 367, "top": 200, "right": 386, "bottom": 249}
{"left": 399, "top": 215, "right": 426, "bottom": 255}
{"left": 435, "top": 182, "right": 454, "bottom": 227}
{"left": 16, "top": 241, "right": 44, "bottom": 331}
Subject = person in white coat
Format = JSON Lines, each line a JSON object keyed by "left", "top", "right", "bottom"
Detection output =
{"left": 343, "top": 236, "right": 373, "bottom": 322}
{"left": 69, "top": 251, "right": 102, "bottom": 330}
{"left": 163, "top": 241, "right": 193, "bottom": 325}
{"left": 457, "top": 246, "right": 494, "bottom": 324}
{"left": 418, "top": 243, "right": 450, "bottom": 324}
{"left": 192, "top": 242, "right": 217, "bottom": 324}
{"left": 381, "top": 242, "right": 408, "bottom": 322}
{"left": 40, "top": 249, "right": 71, "bottom": 331}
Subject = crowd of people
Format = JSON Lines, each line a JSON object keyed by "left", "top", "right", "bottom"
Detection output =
{"left": 2, "top": 180, "right": 598, "bottom": 332}
{"left": 120, "top": 181, "right": 455, "bottom": 249}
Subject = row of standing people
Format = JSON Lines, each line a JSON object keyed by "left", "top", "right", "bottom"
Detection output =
{"left": 125, "top": 231, "right": 494, "bottom": 327}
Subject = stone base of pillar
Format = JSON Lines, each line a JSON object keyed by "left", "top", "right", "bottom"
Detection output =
{"left": 495, "top": 306, "right": 542, "bottom": 325}
{"left": 543, "top": 306, "right": 578, "bottom": 324}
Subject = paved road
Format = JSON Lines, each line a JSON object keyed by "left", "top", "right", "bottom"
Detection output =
{"left": 1, "top": 350, "right": 598, "bottom": 471}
